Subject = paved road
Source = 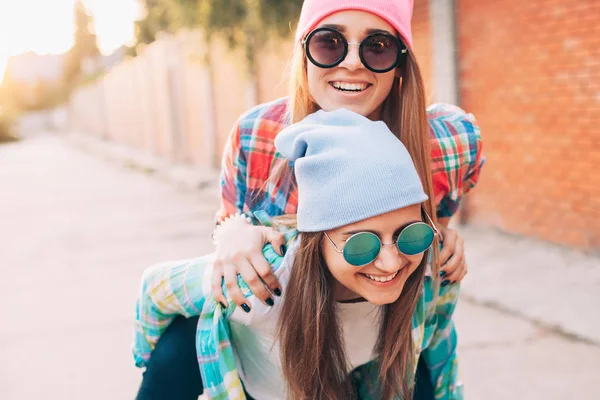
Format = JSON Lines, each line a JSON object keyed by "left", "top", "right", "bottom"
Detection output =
{"left": 0, "top": 136, "right": 597, "bottom": 399}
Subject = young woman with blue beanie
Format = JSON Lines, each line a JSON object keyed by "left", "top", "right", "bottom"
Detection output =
{"left": 134, "top": 109, "right": 463, "bottom": 400}
{"left": 135, "top": 0, "right": 483, "bottom": 398}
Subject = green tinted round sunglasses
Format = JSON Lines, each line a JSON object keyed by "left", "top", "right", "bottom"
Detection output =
{"left": 324, "top": 211, "right": 440, "bottom": 267}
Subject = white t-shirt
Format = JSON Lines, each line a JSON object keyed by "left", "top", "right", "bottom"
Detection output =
{"left": 229, "top": 239, "right": 381, "bottom": 400}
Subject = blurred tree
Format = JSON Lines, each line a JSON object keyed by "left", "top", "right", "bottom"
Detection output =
{"left": 193, "top": 0, "right": 303, "bottom": 46}
{"left": 194, "top": 0, "right": 303, "bottom": 98}
{"left": 134, "top": 0, "right": 302, "bottom": 104}
{"left": 135, "top": 0, "right": 302, "bottom": 54}
{"left": 135, "top": 0, "right": 173, "bottom": 46}
{"left": 63, "top": 0, "right": 101, "bottom": 88}
{"left": 257, "top": 0, "right": 304, "bottom": 38}
{"left": 207, "top": 0, "right": 303, "bottom": 102}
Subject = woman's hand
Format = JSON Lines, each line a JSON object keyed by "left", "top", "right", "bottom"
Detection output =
{"left": 211, "top": 217, "right": 286, "bottom": 311}
{"left": 437, "top": 222, "right": 467, "bottom": 286}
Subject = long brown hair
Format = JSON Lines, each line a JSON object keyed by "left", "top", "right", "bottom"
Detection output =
{"left": 277, "top": 232, "right": 427, "bottom": 399}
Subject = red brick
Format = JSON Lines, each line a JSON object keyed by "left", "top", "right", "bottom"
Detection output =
{"left": 446, "top": 0, "right": 600, "bottom": 250}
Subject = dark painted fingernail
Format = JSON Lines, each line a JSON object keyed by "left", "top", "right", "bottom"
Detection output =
{"left": 440, "top": 271, "right": 446, "bottom": 277}
{"left": 219, "top": 302, "right": 226, "bottom": 309}
{"left": 273, "top": 288, "right": 282, "bottom": 297}
{"left": 280, "top": 245, "right": 287, "bottom": 255}
{"left": 441, "top": 280, "right": 450, "bottom": 287}
{"left": 241, "top": 303, "right": 251, "bottom": 313}
{"left": 266, "top": 297, "right": 274, "bottom": 307}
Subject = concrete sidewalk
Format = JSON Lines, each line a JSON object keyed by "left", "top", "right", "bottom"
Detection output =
{"left": 2, "top": 133, "right": 594, "bottom": 399}
{"left": 459, "top": 225, "right": 600, "bottom": 345}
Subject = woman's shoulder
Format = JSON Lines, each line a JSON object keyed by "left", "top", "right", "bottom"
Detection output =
{"left": 237, "top": 97, "right": 290, "bottom": 138}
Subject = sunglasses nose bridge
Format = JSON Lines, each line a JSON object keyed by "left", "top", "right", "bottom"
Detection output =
{"left": 339, "top": 43, "right": 362, "bottom": 70}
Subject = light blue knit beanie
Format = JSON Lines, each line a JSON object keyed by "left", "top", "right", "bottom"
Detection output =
{"left": 275, "top": 108, "right": 428, "bottom": 232}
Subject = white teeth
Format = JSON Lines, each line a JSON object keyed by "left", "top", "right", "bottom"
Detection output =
{"left": 331, "top": 81, "right": 368, "bottom": 91}
{"left": 364, "top": 271, "right": 398, "bottom": 283}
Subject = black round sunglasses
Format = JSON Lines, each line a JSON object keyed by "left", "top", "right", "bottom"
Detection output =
{"left": 302, "top": 27, "right": 408, "bottom": 73}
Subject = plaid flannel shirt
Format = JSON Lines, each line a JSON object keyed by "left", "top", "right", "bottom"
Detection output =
{"left": 133, "top": 230, "right": 463, "bottom": 399}
{"left": 217, "top": 97, "right": 484, "bottom": 222}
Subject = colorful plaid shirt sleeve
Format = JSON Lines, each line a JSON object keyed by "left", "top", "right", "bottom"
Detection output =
{"left": 132, "top": 255, "right": 216, "bottom": 367}
{"left": 216, "top": 98, "right": 290, "bottom": 221}
{"left": 217, "top": 117, "right": 247, "bottom": 221}
{"left": 428, "top": 103, "right": 485, "bottom": 218}
{"left": 421, "top": 281, "right": 463, "bottom": 400}
{"left": 132, "top": 252, "right": 271, "bottom": 366}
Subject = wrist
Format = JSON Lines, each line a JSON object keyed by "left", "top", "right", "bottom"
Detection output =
{"left": 212, "top": 212, "right": 253, "bottom": 245}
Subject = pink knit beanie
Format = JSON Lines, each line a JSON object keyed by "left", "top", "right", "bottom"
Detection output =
{"left": 294, "top": 0, "right": 414, "bottom": 49}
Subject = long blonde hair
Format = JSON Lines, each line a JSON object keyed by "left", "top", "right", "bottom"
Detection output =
{"left": 273, "top": 42, "right": 441, "bottom": 399}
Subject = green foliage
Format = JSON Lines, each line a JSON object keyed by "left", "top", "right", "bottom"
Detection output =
{"left": 194, "top": 0, "right": 303, "bottom": 73}
{"left": 133, "top": 0, "right": 303, "bottom": 79}
{"left": 257, "top": 0, "right": 304, "bottom": 38}
{"left": 196, "top": 0, "right": 248, "bottom": 43}
{"left": 135, "top": 0, "right": 303, "bottom": 48}
{"left": 135, "top": 0, "right": 173, "bottom": 46}
{"left": 195, "top": 0, "right": 303, "bottom": 46}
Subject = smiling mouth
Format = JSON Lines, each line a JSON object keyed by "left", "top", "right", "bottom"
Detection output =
{"left": 360, "top": 271, "right": 399, "bottom": 283}
{"left": 329, "top": 81, "right": 372, "bottom": 93}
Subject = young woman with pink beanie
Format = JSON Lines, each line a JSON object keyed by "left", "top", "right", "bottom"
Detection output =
{"left": 135, "top": 0, "right": 483, "bottom": 399}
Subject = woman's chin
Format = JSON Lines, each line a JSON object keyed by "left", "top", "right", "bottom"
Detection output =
{"left": 359, "top": 284, "right": 405, "bottom": 306}
{"left": 318, "top": 96, "right": 376, "bottom": 119}
{"left": 364, "top": 291, "right": 403, "bottom": 305}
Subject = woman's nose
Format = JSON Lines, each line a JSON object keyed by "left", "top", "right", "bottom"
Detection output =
{"left": 373, "top": 244, "right": 405, "bottom": 272}
{"left": 338, "top": 44, "right": 363, "bottom": 71}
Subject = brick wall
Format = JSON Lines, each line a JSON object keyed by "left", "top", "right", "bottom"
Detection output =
{"left": 412, "top": 0, "right": 433, "bottom": 101}
{"left": 456, "top": 0, "right": 600, "bottom": 249}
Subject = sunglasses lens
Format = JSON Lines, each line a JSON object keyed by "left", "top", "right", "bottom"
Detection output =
{"left": 361, "top": 34, "right": 400, "bottom": 72}
{"left": 397, "top": 223, "right": 435, "bottom": 256}
{"left": 343, "top": 232, "right": 381, "bottom": 266}
{"left": 307, "top": 29, "right": 346, "bottom": 67}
